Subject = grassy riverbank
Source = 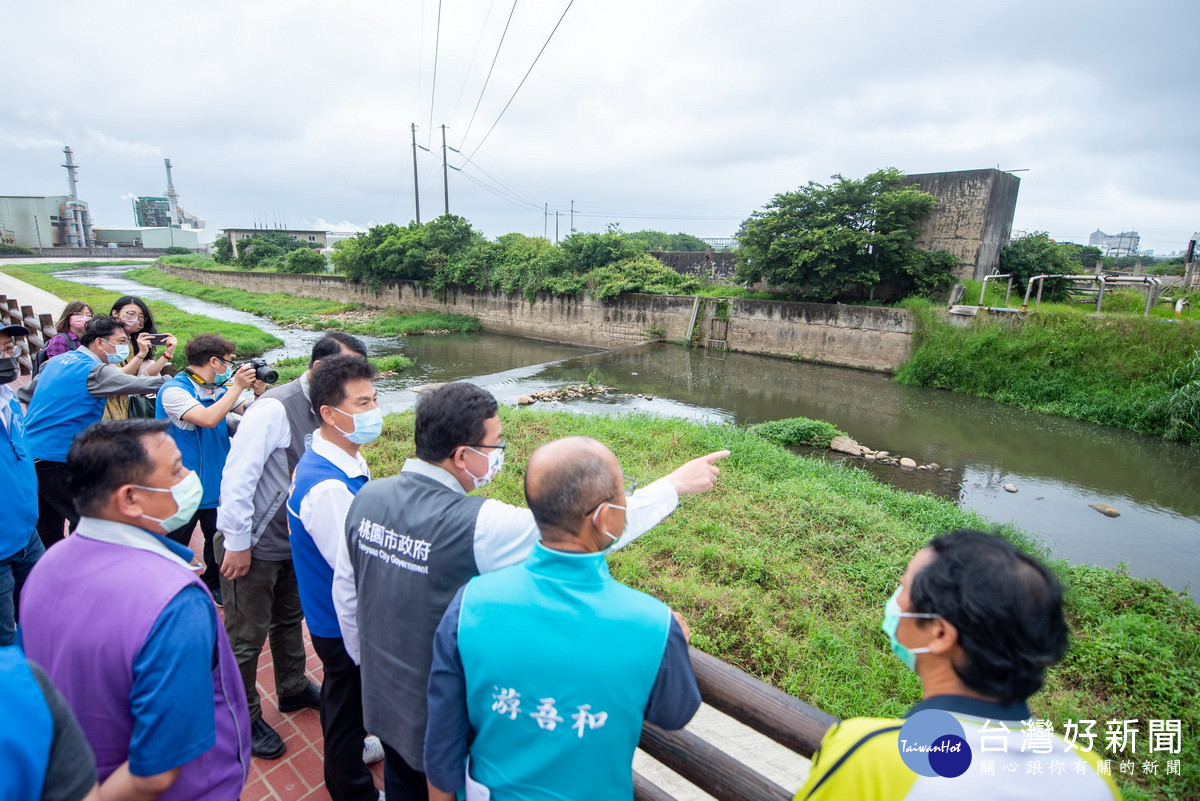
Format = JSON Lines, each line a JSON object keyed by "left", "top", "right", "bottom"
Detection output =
{"left": 134, "top": 262, "right": 481, "bottom": 336}
{"left": 363, "top": 408, "right": 1197, "bottom": 800}
{"left": 0, "top": 265, "right": 282, "bottom": 366}
{"left": 897, "top": 299, "right": 1200, "bottom": 444}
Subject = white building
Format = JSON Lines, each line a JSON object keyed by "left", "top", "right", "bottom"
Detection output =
{"left": 1088, "top": 229, "right": 1140, "bottom": 257}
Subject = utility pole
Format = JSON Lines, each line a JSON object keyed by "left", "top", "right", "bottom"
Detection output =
{"left": 544, "top": 204, "right": 548, "bottom": 240}
{"left": 555, "top": 211, "right": 560, "bottom": 244}
{"left": 441, "top": 124, "right": 450, "bottom": 217}
{"left": 411, "top": 123, "right": 421, "bottom": 224}
{"left": 570, "top": 200, "right": 574, "bottom": 233}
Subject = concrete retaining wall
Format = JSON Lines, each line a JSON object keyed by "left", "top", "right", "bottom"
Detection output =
{"left": 162, "top": 265, "right": 914, "bottom": 372}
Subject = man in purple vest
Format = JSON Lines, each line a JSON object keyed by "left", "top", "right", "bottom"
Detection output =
{"left": 20, "top": 419, "right": 251, "bottom": 801}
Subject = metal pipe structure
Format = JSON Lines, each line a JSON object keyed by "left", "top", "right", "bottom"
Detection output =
{"left": 1095, "top": 275, "right": 1162, "bottom": 315}
{"left": 61, "top": 147, "right": 86, "bottom": 248}
{"left": 980, "top": 273, "right": 1014, "bottom": 306}
{"left": 1021, "top": 275, "right": 1105, "bottom": 311}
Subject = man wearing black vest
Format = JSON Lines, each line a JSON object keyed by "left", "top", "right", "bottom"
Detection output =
{"left": 334, "top": 381, "right": 728, "bottom": 799}
{"left": 216, "top": 331, "right": 368, "bottom": 759}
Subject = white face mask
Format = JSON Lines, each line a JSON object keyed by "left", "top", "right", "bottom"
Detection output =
{"left": 591, "top": 501, "right": 628, "bottom": 551}
{"left": 463, "top": 445, "right": 504, "bottom": 489}
{"left": 134, "top": 471, "right": 202, "bottom": 533}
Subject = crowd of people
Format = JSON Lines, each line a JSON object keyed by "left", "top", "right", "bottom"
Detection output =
{"left": 0, "top": 303, "right": 1123, "bottom": 801}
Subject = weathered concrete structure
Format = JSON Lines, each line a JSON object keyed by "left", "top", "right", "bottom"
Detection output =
{"left": 905, "top": 168, "right": 1020, "bottom": 282}
{"left": 650, "top": 251, "right": 738, "bottom": 281}
{"left": 162, "top": 265, "right": 915, "bottom": 372}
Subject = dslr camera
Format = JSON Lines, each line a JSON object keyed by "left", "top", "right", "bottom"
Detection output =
{"left": 240, "top": 357, "right": 279, "bottom": 385}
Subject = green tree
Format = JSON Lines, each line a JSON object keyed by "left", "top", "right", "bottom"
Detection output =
{"left": 624, "top": 230, "right": 710, "bottom": 252}
{"left": 212, "top": 237, "right": 234, "bottom": 264}
{"left": 236, "top": 238, "right": 284, "bottom": 269}
{"left": 280, "top": 247, "right": 327, "bottom": 274}
{"left": 560, "top": 230, "right": 646, "bottom": 272}
{"left": 999, "top": 232, "right": 1076, "bottom": 301}
{"left": 332, "top": 215, "right": 483, "bottom": 288}
{"left": 735, "top": 168, "right": 954, "bottom": 301}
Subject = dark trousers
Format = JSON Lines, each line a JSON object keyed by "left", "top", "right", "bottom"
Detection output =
{"left": 34, "top": 460, "right": 77, "bottom": 548}
{"left": 0, "top": 529, "right": 45, "bottom": 647}
{"left": 167, "top": 507, "right": 220, "bottom": 593}
{"left": 382, "top": 742, "right": 427, "bottom": 801}
{"left": 213, "top": 533, "right": 308, "bottom": 721}
{"left": 311, "top": 634, "right": 379, "bottom": 801}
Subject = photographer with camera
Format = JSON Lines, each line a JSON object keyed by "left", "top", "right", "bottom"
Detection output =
{"left": 156, "top": 335, "right": 269, "bottom": 602}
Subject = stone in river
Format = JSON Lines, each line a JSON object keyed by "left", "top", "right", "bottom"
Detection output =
{"left": 517, "top": 395, "right": 534, "bottom": 405}
{"left": 1004, "top": 483, "right": 1018, "bottom": 493}
{"left": 1089, "top": 503, "right": 1121, "bottom": 518}
{"left": 829, "top": 436, "right": 863, "bottom": 457}
{"left": 899, "top": 457, "right": 917, "bottom": 469}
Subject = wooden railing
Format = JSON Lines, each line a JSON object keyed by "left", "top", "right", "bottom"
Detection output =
{"left": 0, "top": 294, "right": 56, "bottom": 376}
{"left": 633, "top": 647, "right": 838, "bottom": 801}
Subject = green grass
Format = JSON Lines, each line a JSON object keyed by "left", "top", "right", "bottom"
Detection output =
{"left": 897, "top": 298, "right": 1200, "bottom": 443}
{"left": 750, "top": 416, "right": 845, "bottom": 447}
{"left": 271, "top": 354, "right": 413, "bottom": 384}
{"left": 359, "top": 408, "right": 1197, "bottom": 800}
{"left": 2, "top": 259, "right": 153, "bottom": 274}
{"left": 965, "top": 278, "right": 1200, "bottom": 321}
{"left": 128, "top": 265, "right": 481, "bottom": 336}
{"left": 0, "top": 267, "right": 281, "bottom": 369}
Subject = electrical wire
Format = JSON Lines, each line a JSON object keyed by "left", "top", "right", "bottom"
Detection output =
{"left": 465, "top": 0, "right": 573, "bottom": 160}
{"left": 460, "top": 0, "right": 518, "bottom": 149}
{"left": 449, "top": 0, "right": 496, "bottom": 125}
{"left": 428, "top": 0, "right": 443, "bottom": 146}
{"left": 419, "top": 145, "right": 543, "bottom": 213}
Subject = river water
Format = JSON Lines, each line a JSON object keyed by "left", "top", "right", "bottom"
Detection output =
{"left": 55, "top": 265, "right": 1199, "bottom": 595}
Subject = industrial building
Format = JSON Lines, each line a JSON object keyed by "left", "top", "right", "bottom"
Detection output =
{"left": 0, "top": 194, "right": 95, "bottom": 249}
{"left": 92, "top": 226, "right": 200, "bottom": 249}
{"left": 223, "top": 228, "right": 327, "bottom": 255}
{"left": 1089, "top": 229, "right": 1140, "bottom": 257}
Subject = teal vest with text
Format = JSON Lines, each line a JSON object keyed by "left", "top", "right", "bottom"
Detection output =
{"left": 457, "top": 544, "right": 671, "bottom": 801}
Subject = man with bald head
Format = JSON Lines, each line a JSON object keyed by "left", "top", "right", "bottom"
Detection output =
{"left": 336, "top": 382, "right": 725, "bottom": 799}
{"left": 424, "top": 436, "right": 703, "bottom": 801}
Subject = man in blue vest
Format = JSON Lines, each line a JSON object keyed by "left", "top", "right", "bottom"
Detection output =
{"left": 0, "top": 323, "right": 43, "bottom": 647}
{"left": 20, "top": 315, "right": 165, "bottom": 548}
{"left": 335, "top": 381, "right": 726, "bottom": 800}
{"left": 0, "top": 645, "right": 101, "bottom": 801}
{"left": 157, "top": 334, "right": 263, "bottom": 603}
{"left": 288, "top": 354, "right": 382, "bottom": 801}
{"left": 424, "top": 435, "right": 703, "bottom": 801}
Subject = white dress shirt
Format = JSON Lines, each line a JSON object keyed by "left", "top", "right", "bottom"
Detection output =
{"left": 297, "top": 429, "right": 371, "bottom": 570}
{"left": 217, "top": 373, "right": 309, "bottom": 551}
{"left": 332, "top": 458, "right": 679, "bottom": 663}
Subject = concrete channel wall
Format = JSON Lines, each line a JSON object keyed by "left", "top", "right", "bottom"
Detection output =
{"left": 162, "top": 265, "right": 914, "bottom": 372}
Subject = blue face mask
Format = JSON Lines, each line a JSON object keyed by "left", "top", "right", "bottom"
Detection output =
{"left": 881, "top": 586, "right": 940, "bottom": 671}
{"left": 214, "top": 359, "right": 234, "bottom": 386}
{"left": 106, "top": 340, "right": 131, "bottom": 364}
{"left": 332, "top": 405, "right": 383, "bottom": 445}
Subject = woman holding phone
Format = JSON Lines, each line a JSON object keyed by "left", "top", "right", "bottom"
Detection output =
{"left": 103, "top": 295, "right": 177, "bottom": 419}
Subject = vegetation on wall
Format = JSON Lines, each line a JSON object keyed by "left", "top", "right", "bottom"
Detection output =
{"left": 214, "top": 229, "right": 325, "bottom": 271}
{"left": 896, "top": 299, "right": 1200, "bottom": 443}
{"left": 734, "top": 168, "right": 959, "bottom": 302}
{"left": 331, "top": 217, "right": 700, "bottom": 301}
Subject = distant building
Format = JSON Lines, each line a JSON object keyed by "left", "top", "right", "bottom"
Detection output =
{"left": 1088, "top": 229, "right": 1140, "bottom": 257}
{"left": 222, "top": 227, "right": 327, "bottom": 256}
{"left": 92, "top": 226, "right": 200, "bottom": 250}
{"left": 0, "top": 195, "right": 95, "bottom": 249}
{"left": 904, "top": 169, "right": 1021, "bottom": 282}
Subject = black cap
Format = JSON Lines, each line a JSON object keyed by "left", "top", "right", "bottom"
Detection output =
{"left": 0, "top": 324, "right": 31, "bottom": 338}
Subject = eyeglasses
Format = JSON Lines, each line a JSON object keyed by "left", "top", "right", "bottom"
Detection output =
{"left": 118, "top": 311, "right": 145, "bottom": 322}
{"left": 464, "top": 440, "right": 506, "bottom": 450}
{"left": 0, "top": 341, "right": 22, "bottom": 358}
{"left": 586, "top": 474, "right": 638, "bottom": 517}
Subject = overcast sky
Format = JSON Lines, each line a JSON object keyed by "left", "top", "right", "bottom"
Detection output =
{"left": 2, "top": 1, "right": 1196, "bottom": 253}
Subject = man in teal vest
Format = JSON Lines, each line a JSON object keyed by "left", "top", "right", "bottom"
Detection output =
{"left": 156, "top": 334, "right": 263, "bottom": 602}
{"left": 424, "top": 436, "right": 702, "bottom": 801}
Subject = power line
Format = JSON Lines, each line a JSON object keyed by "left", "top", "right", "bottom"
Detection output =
{"left": 449, "top": 0, "right": 496, "bottom": 125}
{"left": 460, "top": 0, "right": 518, "bottom": 149}
{"left": 427, "top": 0, "right": 444, "bottom": 145}
{"left": 466, "top": 0, "right": 573, "bottom": 160}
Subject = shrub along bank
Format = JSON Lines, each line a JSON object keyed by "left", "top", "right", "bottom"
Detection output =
{"left": 133, "top": 263, "right": 480, "bottom": 336}
{"left": 896, "top": 299, "right": 1200, "bottom": 444}
{"left": 361, "top": 408, "right": 1197, "bottom": 800}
